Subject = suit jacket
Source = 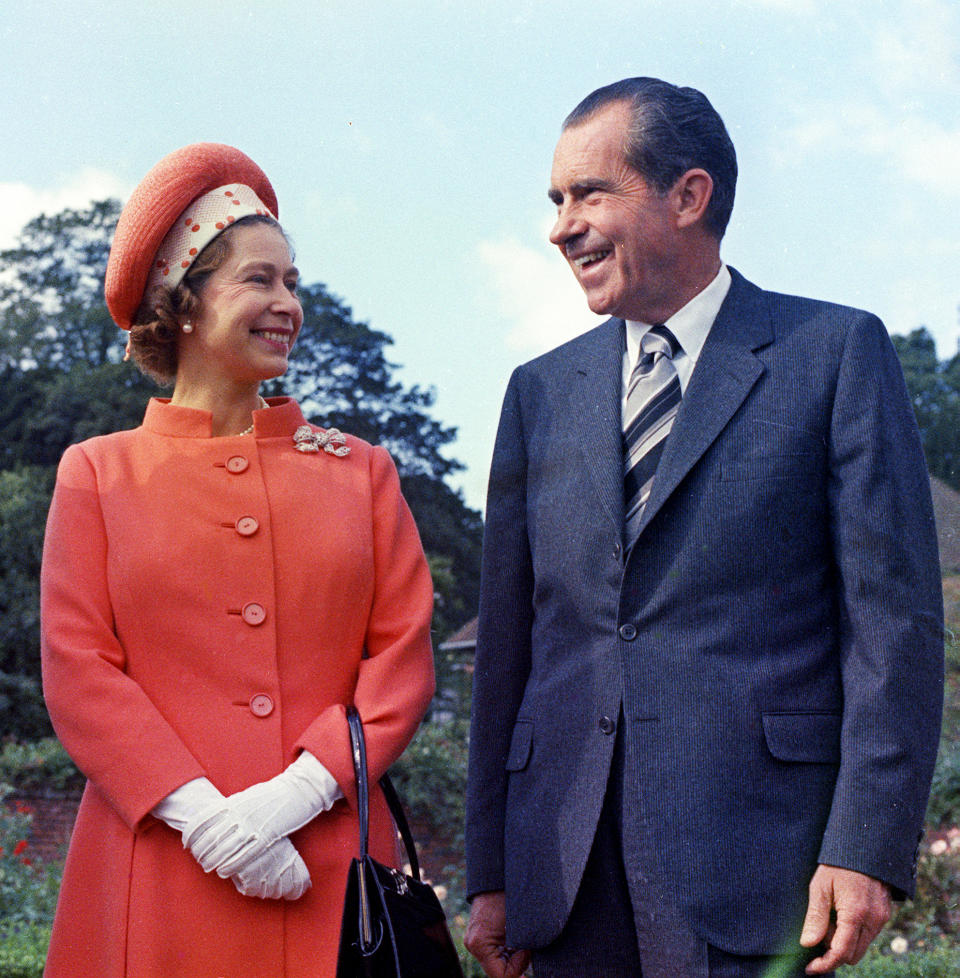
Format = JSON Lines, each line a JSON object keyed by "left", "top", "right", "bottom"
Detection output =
{"left": 465, "top": 269, "right": 944, "bottom": 956}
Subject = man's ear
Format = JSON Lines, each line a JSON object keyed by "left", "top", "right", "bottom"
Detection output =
{"left": 673, "top": 168, "right": 714, "bottom": 230}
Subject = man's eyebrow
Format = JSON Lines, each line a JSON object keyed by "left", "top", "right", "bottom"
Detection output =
{"left": 548, "top": 179, "right": 616, "bottom": 204}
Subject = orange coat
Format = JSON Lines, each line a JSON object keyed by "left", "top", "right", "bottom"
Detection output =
{"left": 40, "top": 397, "right": 435, "bottom": 978}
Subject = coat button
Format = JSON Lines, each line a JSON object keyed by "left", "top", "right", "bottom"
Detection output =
{"left": 241, "top": 602, "right": 266, "bottom": 626}
{"left": 619, "top": 623, "right": 637, "bottom": 641}
{"left": 235, "top": 516, "right": 259, "bottom": 537}
{"left": 599, "top": 715, "right": 616, "bottom": 735}
{"left": 226, "top": 456, "right": 249, "bottom": 474}
{"left": 249, "top": 694, "right": 274, "bottom": 717}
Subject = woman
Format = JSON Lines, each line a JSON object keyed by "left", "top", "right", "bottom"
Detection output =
{"left": 40, "top": 143, "right": 435, "bottom": 977}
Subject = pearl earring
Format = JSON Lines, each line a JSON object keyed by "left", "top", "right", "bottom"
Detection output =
{"left": 182, "top": 322, "right": 194, "bottom": 334}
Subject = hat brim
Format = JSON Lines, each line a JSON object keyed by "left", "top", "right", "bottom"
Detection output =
{"left": 105, "top": 143, "right": 279, "bottom": 330}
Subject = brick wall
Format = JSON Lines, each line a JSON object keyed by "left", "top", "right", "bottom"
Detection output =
{"left": 6, "top": 791, "right": 81, "bottom": 864}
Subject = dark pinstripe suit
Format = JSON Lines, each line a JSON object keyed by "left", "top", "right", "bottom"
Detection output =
{"left": 465, "top": 268, "right": 943, "bottom": 957}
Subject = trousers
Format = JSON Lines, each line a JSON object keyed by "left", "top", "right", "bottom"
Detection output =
{"left": 531, "top": 722, "right": 826, "bottom": 978}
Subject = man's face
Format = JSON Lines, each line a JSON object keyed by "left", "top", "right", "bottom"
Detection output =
{"left": 548, "top": 101, "right": 681, "bottom": 323}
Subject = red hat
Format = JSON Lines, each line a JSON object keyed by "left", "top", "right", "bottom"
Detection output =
{"left": 105, "top": 143, "right": 279, "bottom": 331}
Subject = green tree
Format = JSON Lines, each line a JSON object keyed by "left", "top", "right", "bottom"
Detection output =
{"left": 0, "top": 467, "right": 55, "bottom": 738}
{"left": 0, "top": 364, "right": 154, "bottom": 469}
{"left": 268, "top": 282, "right": 461, "bottom": 481}
{"left": 0, "top": 200, "right": 124, "bottom": 371}
{"left": 892, "top": 327, "right": 960, "bottom": 490}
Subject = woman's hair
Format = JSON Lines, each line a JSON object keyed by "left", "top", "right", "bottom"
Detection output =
{"left": 127, "top": 213, "right": 281, "bottom": 386}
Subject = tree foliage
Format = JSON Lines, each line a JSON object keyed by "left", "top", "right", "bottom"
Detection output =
{"left": 0, "top": 467, "right": 55, "bottom": 739}
{"left": 0, "top": 200, "right": 125, "bottom": 371}
{"left": 269, "top": 284, "right": 462, "bottom": 481}
{"left": 892, "top": 327, "right": 960, "bottom": 490}
{"left": 0, "top": 200, "right": 482, "bottom": 739}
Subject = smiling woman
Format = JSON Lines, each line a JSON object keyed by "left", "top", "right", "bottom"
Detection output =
{"left": 39, "top": 143, "right": 435, "bottom": 977}
{"left": 128, "top": 214, "right": 296, "bottom": 382}
{"left": 167, "top": 221, "right": 304, "bottom": 430}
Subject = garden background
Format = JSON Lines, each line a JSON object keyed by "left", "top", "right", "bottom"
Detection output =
{"left": 1, "top": 201, "right": 959, "bottom": 976}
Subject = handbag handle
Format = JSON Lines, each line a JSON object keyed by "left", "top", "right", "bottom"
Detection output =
{"left": 346, "top": 705, "right": 422, "bottom": 880}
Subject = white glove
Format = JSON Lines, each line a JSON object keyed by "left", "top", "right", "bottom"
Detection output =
{"left": 180, "top": 801, "right": 268, "bottom": 875}
{"left": 214, "top": 751, "right": 342, "bottom": 877}
{"left": 151, "top": 777, "right": 225, "bottom": 831}
{"left": 231, "top": 839, "right": 311, "bottom": 900}
{"left": 153, "top": 777, "right": 312, "bottom": 899}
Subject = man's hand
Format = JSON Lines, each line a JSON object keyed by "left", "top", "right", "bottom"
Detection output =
{"left": 465, "top": 891, "right": 531, "bottom": 978}
{"left": 799, "top": 865, "right": 891, "bottom": 974}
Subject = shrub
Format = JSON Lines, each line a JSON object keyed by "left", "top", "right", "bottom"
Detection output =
{"left": 0, "top": 924, "right": 50, "bottom": 978}
{"left": 391, "top": 717, "right": 468, "bottom": 840}
{"left": 0, "top": 676, "right": 51, "bottom": 745}
{"left": 877, "top": 833, "right": 960, "bottom": 952}
{"left": 0, "top": 740, "right": 81, "bottom": 795}
{"left": 0, "top": 783, "right": 61, "bottom": 977}
{"left": 927, "top": 743, "right": 960, "bottom": 828}
{"left": 838, "top": 943, "right": 960, "bottom": 976}
{"left": 391, "top": 716, "right": 471, "bottom": 929}
{"left": 0, "top": 785, "right": 62, "bottom": 929}
{"left": 927, "top": 634, "right": 960, "bottom": 827}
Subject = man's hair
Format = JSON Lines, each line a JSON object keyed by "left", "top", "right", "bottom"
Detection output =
{"left": 564, "top": 77, "right": 738, "bottom": 240}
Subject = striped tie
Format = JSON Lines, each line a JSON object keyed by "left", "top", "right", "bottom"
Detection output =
{"left": 623, "top": 325, "right": 682, "bottom": 544}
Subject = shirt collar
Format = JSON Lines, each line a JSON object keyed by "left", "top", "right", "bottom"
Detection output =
{"left": 625, "top": 264, "right": 731, "bottom": 368}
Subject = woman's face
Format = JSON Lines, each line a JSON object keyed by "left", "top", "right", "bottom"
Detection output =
{"left": 178, "top": 222, "right": 303, "bottom": 390}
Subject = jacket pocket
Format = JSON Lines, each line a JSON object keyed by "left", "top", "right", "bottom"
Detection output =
{"left": 762, "top": 712, "right": 841, "bottom": 763}
{"left": 720, "top": 420, "right": 824, "bottom": 482}
{"left": 721, "top": 456, "right": 813, "bottom": 482}
{"left": 505, "top": 720, "right": 533, "bottom": 771}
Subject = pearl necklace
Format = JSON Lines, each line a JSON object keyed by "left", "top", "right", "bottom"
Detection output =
{"left": 237, "top": 396, "right": 269, "bottom": 436}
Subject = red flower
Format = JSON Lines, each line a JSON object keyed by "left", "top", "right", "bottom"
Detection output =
{"left": 20, "top": 857, "right": 32, "bottom": 867}
{"left": 12, "top": 840, "right": 28, "bottom": 857}
{"left": 14, "top": 800, "right": 33, "bottom": 815}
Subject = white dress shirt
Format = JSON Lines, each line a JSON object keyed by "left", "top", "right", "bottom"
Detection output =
{"left": 622, "top": 264, "right": 732, "bottom": 410}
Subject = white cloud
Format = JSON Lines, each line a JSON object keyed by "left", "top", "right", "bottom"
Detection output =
{"left": 0, "top": 169, "right": 131, "bottom": 250}
{"left": 766, "top": 0, "right": 959, "bottom": 196}
{"left": 891, "top": 119, "right": 960, "bottom": 190}
{"left": 734, "top": 0, "right": 817, "bottom": 13}
{"left": 870, "top": 0, "right": 960, "bottom": 93}
{"left": 776, "top": 98, "right": 960, "bottom": 198}
{"left": 476, "top": 222, "right": 603, "bottom": 356}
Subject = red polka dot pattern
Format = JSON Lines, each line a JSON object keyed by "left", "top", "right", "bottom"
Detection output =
{"left": 104, "top": 143, "right": 279, "bottom": 331}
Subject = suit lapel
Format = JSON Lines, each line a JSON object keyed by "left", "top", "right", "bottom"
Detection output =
{"left": 567, "top": 317, "right": 626, "bottom": 534}
{"left": 637, "top": 270, "right": 774, "bottom": 533}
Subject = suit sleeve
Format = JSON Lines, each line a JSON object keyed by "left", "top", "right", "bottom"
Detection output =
{"left": 41, "top": 445, "right": 206, "bottom": 829}
{"left": 817, "top": 313, "right": 944, "bottom": 895}
{"left": 295, "top": 444, "right": 436, "bottom": 810}
{"left": 465, "top": 370, "right": 535, "bottom": 898}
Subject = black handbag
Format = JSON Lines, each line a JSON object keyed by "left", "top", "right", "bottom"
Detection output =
{"left": 336, "top": 706, "right": 464, "bottom": 978}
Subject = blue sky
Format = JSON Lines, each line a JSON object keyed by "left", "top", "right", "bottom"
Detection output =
{"left": 2, "top": 0, "right": 957, "bottom": 509}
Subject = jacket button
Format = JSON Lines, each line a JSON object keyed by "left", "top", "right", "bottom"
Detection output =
{"left": 235, "top": 516, "right": 259, "bottom": 537}
{"left": 226, "top": 455, "right": 249, "bottom": 474}
{"left": 619, "top": 623, "right": 637, "bottom": 641}
{"left": 599, "top": 715, "right": 616, "bottom": 735}
{"left": 241, "top": 602, "right": 266, "bottom": 626}
{"left": 249, "top": 694, "right": 274, "bottom": 717}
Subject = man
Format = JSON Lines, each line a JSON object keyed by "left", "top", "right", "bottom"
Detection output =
{"left": 464, "top": 78, "right": 943, "bottom": 978}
